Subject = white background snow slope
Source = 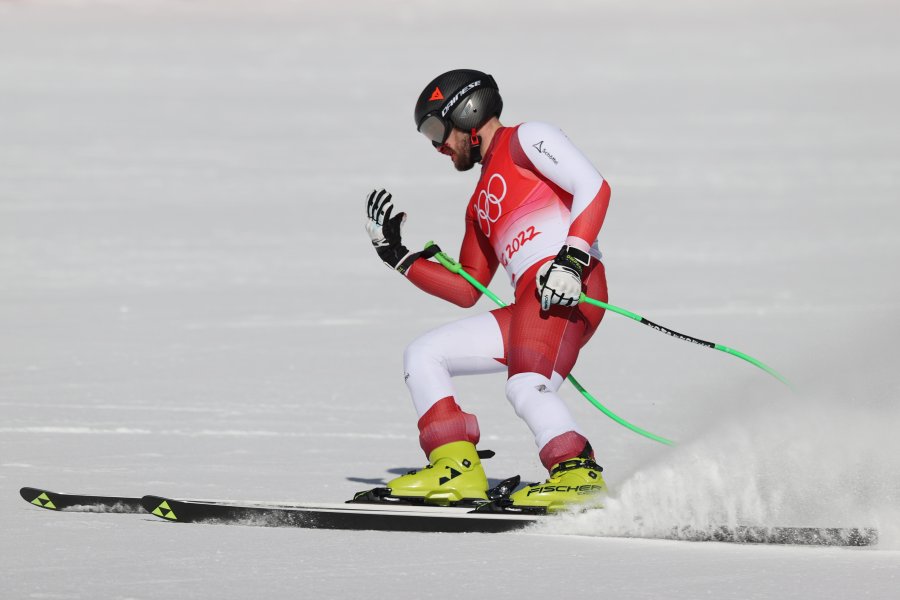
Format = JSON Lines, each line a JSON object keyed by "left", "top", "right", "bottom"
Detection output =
{"left": 2, "top": 0, "right": 899, "bottom": 598}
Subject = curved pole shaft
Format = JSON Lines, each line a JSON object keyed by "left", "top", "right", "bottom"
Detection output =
{"left": 577, "top": 295, "right": 793, "bottom": 389}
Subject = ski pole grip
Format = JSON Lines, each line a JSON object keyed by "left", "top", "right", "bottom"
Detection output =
{"left": 425, "top": 241, "right": 462, "bottom": 273}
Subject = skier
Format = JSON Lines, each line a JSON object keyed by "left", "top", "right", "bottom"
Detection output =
{"left": 365, "top": 69, "right": 611, "bottom": 512}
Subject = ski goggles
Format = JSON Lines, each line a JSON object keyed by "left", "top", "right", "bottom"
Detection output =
{"left": 417, "top": 113, "right": 452, "bottom": 148}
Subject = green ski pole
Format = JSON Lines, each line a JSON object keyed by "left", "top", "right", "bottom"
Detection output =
{"left": 426, "top": 242, "right": 675, "bottom": 447}
{"left": 425, "top": 243, "right": 790, "bottom": 387}
{"left": 576, "top": 295, "right": 792, "bottom": 388}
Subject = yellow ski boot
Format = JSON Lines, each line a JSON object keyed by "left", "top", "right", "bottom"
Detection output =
{"left": 386, "top": 441, "right": 489, "bottom": 506}
{"left": 508, "top": 457, "right": 606, "bottom": 513}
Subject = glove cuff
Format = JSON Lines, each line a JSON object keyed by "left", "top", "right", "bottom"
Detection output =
{"left": 556, "top": 245, "right": 590, "bottom": 275}
{"left": 382, "top": 243, "right": 442, "bottom": 275}
{"left": 396, "top": 250, "right": 419, "bottom": 275}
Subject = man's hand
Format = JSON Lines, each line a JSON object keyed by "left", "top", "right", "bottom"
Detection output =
{"left": 365, "top": 189, "right": 419, "bottom": 274}
{"left": 536, "top": 246, "right": 590, "bottom": 311}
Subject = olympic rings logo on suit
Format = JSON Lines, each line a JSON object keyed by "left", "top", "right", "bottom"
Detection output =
{"left": 475, "top": 173, "right": 506, "bottom": 238}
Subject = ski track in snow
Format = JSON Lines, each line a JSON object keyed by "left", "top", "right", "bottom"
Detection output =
{"left": 2, "top": 0, "right": 899, "bottom": 598}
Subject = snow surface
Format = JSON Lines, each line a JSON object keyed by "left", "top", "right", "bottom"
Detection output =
{"left": 2, "top": 0, "right": 899, "bottom": 598}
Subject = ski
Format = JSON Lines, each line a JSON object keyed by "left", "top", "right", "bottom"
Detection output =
{"left": 22, "top": 486, "right": 879, "bottom": 546}
{"left": 139, "top": 495, "right": 879, "bottom": 545}
{"left": 141, "top": 495, "right": 537, "bottom": 533}
{"left": 20, "top": 487, "right": 144, "bottom": 513}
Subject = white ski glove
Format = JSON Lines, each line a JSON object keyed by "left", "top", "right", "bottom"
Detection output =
{"left": 536, "top": 246, "right": 590, "bottom": 311}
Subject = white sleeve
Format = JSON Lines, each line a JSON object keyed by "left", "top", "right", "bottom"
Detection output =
{"left": 516, "top": 122, "right": 605, "bottom": 246}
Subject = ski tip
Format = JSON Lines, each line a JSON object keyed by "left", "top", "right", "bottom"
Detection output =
{"left": 20, "top": 487, "right": 59, "bottom": 510}
{"left": 677, "top": 525, "right": 880, "bottom": 547}
{"left": 757, "top": 526, "right": 880, "bottom": 547}
{"left": 141, "top": 495, "right": 182, "bottom": 522}
{"left": 773, "top": 526, "right": 880, "bottom": 547}
{"left": 838, "top": 527, "right": 879, "bottom": 547}
{"left": 20, "top": 486, "right": 42, "bottom": 500}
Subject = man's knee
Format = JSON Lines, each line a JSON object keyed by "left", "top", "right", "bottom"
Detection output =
{"left": 403, "top": 334, "right": 443, "bottom": 374}
{"left": 505, "top": 372, "right": 553, "bottom": 417}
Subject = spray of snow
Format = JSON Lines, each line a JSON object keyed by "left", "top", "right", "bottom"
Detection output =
{"left": 544, "top": 390, "right": 900, "bottom": 549}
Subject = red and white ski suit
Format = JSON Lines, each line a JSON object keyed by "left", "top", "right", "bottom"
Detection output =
{"left": 405, "top": 122, "right": 611, "bottom": 471}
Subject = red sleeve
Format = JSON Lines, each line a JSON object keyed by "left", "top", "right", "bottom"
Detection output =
{"left": 406, "top": 213, "right": 498, "bottom": 308}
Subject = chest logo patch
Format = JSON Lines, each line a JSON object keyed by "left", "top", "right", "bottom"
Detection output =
{"left": 475, "top": 173, "right": 507, "bottom": 238}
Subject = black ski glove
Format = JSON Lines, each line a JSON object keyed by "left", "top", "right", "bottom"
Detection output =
{"left": 365, "top": 189, "right": 437, "bottom": 274}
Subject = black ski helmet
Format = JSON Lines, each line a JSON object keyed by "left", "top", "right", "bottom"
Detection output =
{"left": 414, "top": 69, "right": 503, "bottom": 147}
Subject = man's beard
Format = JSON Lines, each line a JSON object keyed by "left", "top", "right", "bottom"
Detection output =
{"left": 452, "top": 134, "right": 476, "bottom": 172}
